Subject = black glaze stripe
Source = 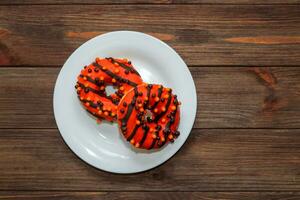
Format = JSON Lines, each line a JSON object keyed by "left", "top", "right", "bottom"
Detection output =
{"left": 79, "top": 74, "right": 101, "bottom": 86}
{"left": 77, "top": 82, "right": 118, "bottom": 105}
{"left": 161, "top": 120, "right": 173, "bottom": 147}
{"left": 121, "top": 87, "right": 139, "bottom": 124}
{"left": 127, "top": 125, "right": 140, "bottom": 142}
{"left": 153, "top": 94, "right": 172, "bottom": 122}
{"left": 148, "top": 137, "right": 157, "bottom": 150}
{"left": 152, "top": 86, "right": 163, "bottom": 109}
{"left": 85, "top": 109, "right": 104, "bottom": 120}
{"left": 109, "top": 57, "right": 140, "bottom": 76}
{"left": 147, "top": 85, "right": 151, "bottom": 102}
{"left": 140, "top": 127, "right": 149, "bottom": 147}
{"left": 80, "top": 99, "right": 99, "bottom": 109}
{"left": 93, "top": 62, "right": 138, "bottom": 87}
{"left": 77, "top": 82, "right": 103, "bottom": 96}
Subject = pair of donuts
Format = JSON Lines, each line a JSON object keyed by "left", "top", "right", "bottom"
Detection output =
{"left": 75, "top": 57, "right": 180, "bottom": 149}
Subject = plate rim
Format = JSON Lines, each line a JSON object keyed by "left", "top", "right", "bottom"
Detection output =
{"left": 53, "top": 30, "right": 197, "bottom": 174}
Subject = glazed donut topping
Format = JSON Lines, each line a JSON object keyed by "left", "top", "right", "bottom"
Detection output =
{"left": 117, "top": 84, "right": 181, "bottom": 149}
{"left": 75, "top": 57, "right": 142, "bottom": 122}
{"left": 75, "top": 57, "right": 181, "bottom": 150}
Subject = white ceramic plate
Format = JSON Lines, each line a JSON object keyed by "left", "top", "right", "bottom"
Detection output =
{"left": 53, "top": 31, "right": 197, "bottom": 174}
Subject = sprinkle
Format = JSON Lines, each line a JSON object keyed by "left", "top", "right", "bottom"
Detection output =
{"left": 107, "top": 107, "right": 112, "bottom": 111}
{"left": 161, "top": 118, "right": 166, "bottom": 123}
{"left": 168, "top": 134, "right": 174, "bottom": 140}
{"left": 161, "top": 107, "right": 166, "bottom": 112}
{"left": 144, "top": 97, "right": 149, "bottom": 101}
{"left": 120, "top": 108, "right": 125, "bottom": 113}
{"left": 161, "top": 137, "right": 165, "bottom": 142}
{"left": 164, "top": 94, "right": 169, "bottom": 99}
{"left": 87, "top": 97, "right": 91, "bottom": 101}
{"left": 114, "top": 62, "right": 119, "bottom": 66}
{"left": 154, "top": 108, "right": 158, "bottom": 113}
{"left": 104, "top": 111, "right": 109, "bottom": 116}
{"left": 88, "top": 69, "right": 92, "bottom": 73}
{"left": 77, "top": 87, "right": 81, "bottom": 91}
{"left": 135, "top": 143, "right": 140, "bottom": 148}
{"left": 111, "top": 112, "right": 116, "bottom": 117}
{"left": 83, "top": 76, "right": 87, "bottom": 80}
{"left": 155, "top": 97, "right": 159, "bottom": 102}
{"left": 112, "top": 78, "right": 116, "bottom": 83}
{"left": 114, "top": 69, "right": 120, "bottom": 73}
{"left": 100, "top": 76, "right": 104, "bottom": 81}
{"left": 152, "top": 134, "right": 156, "bottom": 139}
{"left": 138, "top": 103, "right": 143, "bottom": 108}
{"left": 123, "top": 102, "right": 127, "bottom": 107}
{"left": 85, "top": 102, "right": 90, "bottom": 106}
{"left": 84, "top": 83, "right": 89, "bottom": 87}
{"left": 120, "top": 86, "right": 124, "bottom": 91}
{"left": 150, "top": 128, "right": 154, "bottom": 133}
{"left": 136, "top": 120, "right": 141, "bottom": 125}
{"left": 102, "top": 66, "right": 107, "bottom": 70}
{"left": 130, "top": 139, "right": 135, "bottom": 144}
{"left": 80, "top": 97, "right": 84, "bottom": 100}
{"left": 171, "top": 106, "right": 176, "bottom": 111}
{"left": 139, "top": 108, "right": 144, "bottom": 112}
{"left": 100, "top": 86, "right": 105, "bottom": 90}
{"left": 98, "top": 110, "right": 103, "bottom": 115}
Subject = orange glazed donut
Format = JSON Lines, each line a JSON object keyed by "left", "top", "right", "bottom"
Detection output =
{"left": 75, "top": 57, "right": 143, "bottom": 122}
{"left": 117, "top": 84, "right": 181, "bottom": 149}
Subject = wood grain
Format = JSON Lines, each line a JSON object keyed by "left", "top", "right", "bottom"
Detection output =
{"left": 0, "top": 128, "right": 299, "bottom": 191}
{"left": 0, "top": 5, "right": 299, "bottom": 66}
{"left": 1, "top": 0, "right": 300, "bottom": 5}
{"left": 1, "top": 67, "right": 300, "bottom": 128}
{"left": 1, "top": 192, "right": 300, "bottom": 200}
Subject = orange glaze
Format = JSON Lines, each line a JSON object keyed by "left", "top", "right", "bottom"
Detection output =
{"left": 117, "top": 84, "right": 181, "bottom": 149}
{"left": 75, "top": 57, "right": 143, "bottom": 122}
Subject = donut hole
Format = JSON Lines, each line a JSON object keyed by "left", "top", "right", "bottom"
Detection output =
{"left": 144, "top": 109, "right": 153, "bottom": 121}
{"left": 105, "top": 85, "right": 118, "bottom": 96}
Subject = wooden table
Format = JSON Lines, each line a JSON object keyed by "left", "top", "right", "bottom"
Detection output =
{"left": 0, "top": 1, "right": 300, "bottom": 199}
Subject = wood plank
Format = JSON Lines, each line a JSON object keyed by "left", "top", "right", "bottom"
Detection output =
{"left": 1, "top": 0, "right": 300, "bottom": 5}
{"left": 1, "top": 67, "right": 300, "bottom": 128}
{"left": 0, "top": 5, "right": 299, "bottom": 66}
{"left": 0, "top": 192, "right": 300, "bottom": 200}
{"left": 0, "top": 128, "right": 299, "bottom": 191}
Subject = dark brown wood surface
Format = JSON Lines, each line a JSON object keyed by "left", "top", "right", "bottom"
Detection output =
{"left": 0, "top": 5, "right": 299, "bottom": 66}
{"left": 0, "top": 192, "right": 300, "bottom": 200}
{"left": 0, "top": 1, "right": 299, "bottom": 200}
{"left": 1, "top": 0, "right": 300, "bottom": 4}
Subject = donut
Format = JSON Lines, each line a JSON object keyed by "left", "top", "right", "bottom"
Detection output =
{"left": 75, "top": 57, "right": 143, "bottom": 122}
{"left": 117, "top": 84, "right": 181, "bottom": 149}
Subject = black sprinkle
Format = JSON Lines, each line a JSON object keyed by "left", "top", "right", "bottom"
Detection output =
{"left": 138, "top": 92, "right": 143, "bottom": 96}
{"left": 125, "top": 70, "right": 129, "bottom": 74}
{"left": 151, "top": 93, "right": 156, "bottom": 98}
{"left": 160, "top": 98, "right": 165, "bottom": 102}
{"left": 123, "top": 102, "right": 127, "bottom": 107}
{"left": 84, "top": 88, "right": 89, "bottom": 93}
{"left": 88, "top": 69, "right": 92, "bottom": 73}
